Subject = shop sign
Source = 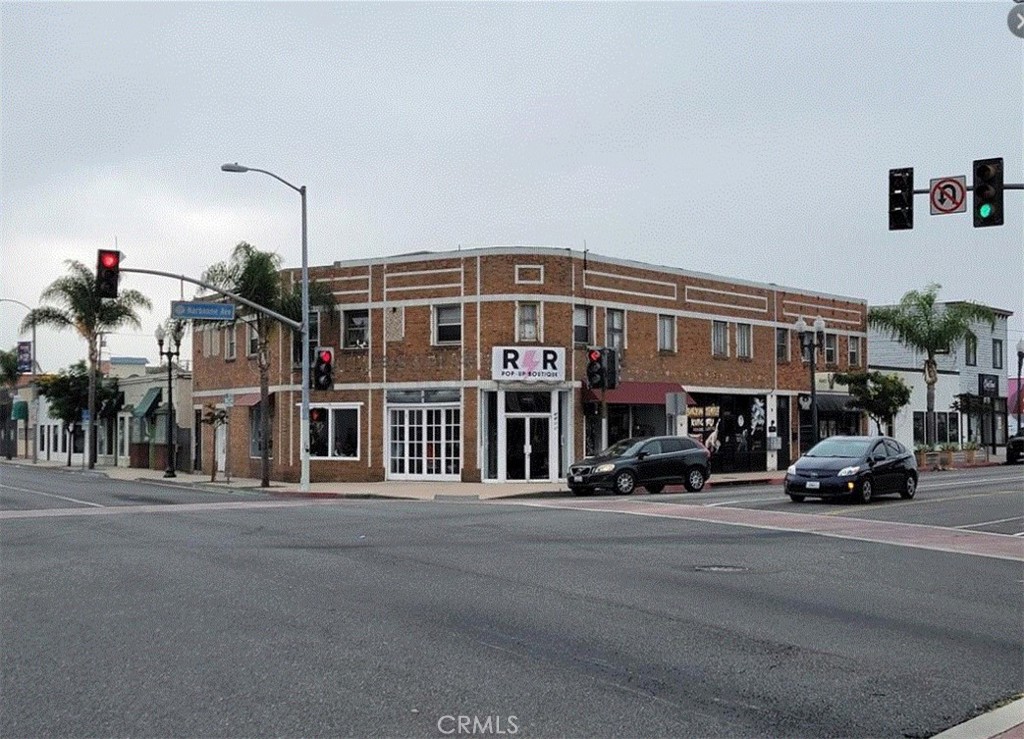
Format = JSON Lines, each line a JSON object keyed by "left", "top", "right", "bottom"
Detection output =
{"left": 814, "top": 372, "right": 840, "bottom": 392}
{"left": 978, "top": 374, "right": 999, "bottom": 398}
{"left": 491, "top": 347, "right": 565, "bottom": 382}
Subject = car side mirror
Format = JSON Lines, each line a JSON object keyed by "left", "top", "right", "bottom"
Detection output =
{"left": 637, "top": 451, "right": 648, "bottom": 460}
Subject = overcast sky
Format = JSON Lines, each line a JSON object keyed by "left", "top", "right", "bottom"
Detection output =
{"left": 2, "top": 1, "right": 1021, "bottom": 375}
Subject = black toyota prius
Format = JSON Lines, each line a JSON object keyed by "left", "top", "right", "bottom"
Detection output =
{"left": 784, "top": 435, "right": 918, "bottom": 504}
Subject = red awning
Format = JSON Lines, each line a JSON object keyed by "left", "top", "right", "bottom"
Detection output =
{"left": 582, "top": 381, "right": 695, "bottom": 406}
{"left": 232, "top": 392, "right": 268, "bottom": 407}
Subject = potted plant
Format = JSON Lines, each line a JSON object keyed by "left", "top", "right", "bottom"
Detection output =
{"left": 962, "top": 441, "right": 980, "bottom": 465}
{"left": 915, "top": 444, "right": 940, "bottom": 470}
{"left": 938, "top": 442, "right": 958, "bottom": 469}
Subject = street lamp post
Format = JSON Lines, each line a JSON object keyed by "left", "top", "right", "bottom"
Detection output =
{"left": 155, "top": 323, "right": 183, "bottom": 478}
{"left": 221, "top": 163, "right": 310, "bottom": 493}
{"left": 1, "top": 298, "right": 39, "bottom": 464}
{"left": 1016, "top": 338, "right": 1024, "bottom": 436}
{"left": 795, "top": 315, "right": 827, "bottom": 449}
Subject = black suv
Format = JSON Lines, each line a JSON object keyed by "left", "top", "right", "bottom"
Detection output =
{"left": 1007, "top": 435, "right": 1023, "bottom": 464}
{"left": 568, "top": 436, "right": 712, "bottom": 495}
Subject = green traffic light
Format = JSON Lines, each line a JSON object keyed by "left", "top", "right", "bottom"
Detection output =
{"left": 978, "top": 203, "right": 993, "bottom": 219}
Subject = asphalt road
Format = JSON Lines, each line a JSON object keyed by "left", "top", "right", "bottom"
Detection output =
{"left": 1, "top": 463, "right": 1021, "bottom": 738}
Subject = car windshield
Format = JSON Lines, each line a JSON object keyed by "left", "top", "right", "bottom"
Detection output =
{"left": 599, "top": 438, "right": 643, "bottom": 457}
{"left": 805, "top": 438, "right": 872, "bottom": 458}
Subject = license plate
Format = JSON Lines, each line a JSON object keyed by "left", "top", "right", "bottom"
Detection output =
{"left": 806, "top": 481, "right": 820, "bottom": 489}
{"left": 572, "top": 475, "right": 583, "bottom": 482}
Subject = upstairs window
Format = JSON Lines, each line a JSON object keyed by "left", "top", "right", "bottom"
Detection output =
{"left": 435, "top": 305, "right": 462, "bottom": 345}
{"left": 517, "top": 302, "right": 541, "bottom": 342}
{"left": 344, "top": 309, "right": 369, "bottom": 349}
{"left": 776, "top": 328, "right": 789, "bottom": 362}
{"left": 824, "top": 334, "right": 838, "bottom": 365}
{"left": 992, "top": 339, "right": 1003, "bottom": 369}
{"left": 736, "top": 323, "right": 752, "bottom": 359}
{"left": 712, "top": 321, "right": 728, "bottom": 357}
{"left": 849, "top": 336, "right": 861, "bottom": 367}
{"left": 606, "top": 309, "right": 625, "bottom": 350}
{"left": 292, "top": 311, "right": 320, "bottom": 366}
{"left": 965, "top": 335, "right": 977, "bottom": 366}
{"left": 658, "top": 315, "right": 675, "bottom": 352}
{"left": 224, "top": 325, "right": 237, "bottom": 360}
{"left": 573, "top": 306, "right": 593, "bottom": 345}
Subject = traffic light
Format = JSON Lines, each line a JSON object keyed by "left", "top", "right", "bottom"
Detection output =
{"left": 312, "top": 347, "right": 334, "bottom": 390}
{"left": 973, "top": 157, "right": 1004, "bottom": 227}
{"left": 96, "top": 249, "right": 121, "bottom": 298}
{"left": 586, "top": 348, "right": 606, "bottom": 389}
{"left": 604, "top": 348, "right": 619, "bottom": 390}
{"left": 888, "top": 168, "right": 913, "bottom": 231}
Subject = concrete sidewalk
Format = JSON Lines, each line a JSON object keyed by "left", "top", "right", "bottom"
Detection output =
{"left": 1, "top": 457, "right": 786, "bottom": 501}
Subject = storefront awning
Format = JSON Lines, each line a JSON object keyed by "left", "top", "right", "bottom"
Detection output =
{"left": 232, "top": 392, "right": 271, "bottom": 407}
{"left": 132, "top": 387, "right": 162, "bottom": 418}
{"left": 582, "top": 381, "right": 695, "bottom": 406}
{"left": 814, "top": 393, "right": 854, "bottom": 413}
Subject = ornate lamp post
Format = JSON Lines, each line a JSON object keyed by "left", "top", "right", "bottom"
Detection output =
{"left": 1, "top": 298, "right": 38, "bottom": 464}
{"left": 1016, "top": 338, "right": 1024, "bottom": 436}
{"left": 794, "top": 315, "right": 827, "bottom": 448}
{"left": 155, "top": 322, "right": 183, "bottom": 478}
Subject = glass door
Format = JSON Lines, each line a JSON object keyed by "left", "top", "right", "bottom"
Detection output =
{"left": 505, "top": 414, "right": 551, "bottom": 481}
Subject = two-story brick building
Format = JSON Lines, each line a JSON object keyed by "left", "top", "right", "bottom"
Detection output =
{"left": 191, "top": 247, "right": 868, "bottom": 484}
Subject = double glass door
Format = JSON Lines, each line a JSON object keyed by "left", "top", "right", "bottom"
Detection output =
{"left": 505, "top": 415, "right": 549, "bottom": 481}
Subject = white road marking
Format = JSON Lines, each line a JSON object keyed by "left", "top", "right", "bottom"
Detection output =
{"left": 954, "top": 515, "right": 1024, "bottom": 530}
{"left": 0, "top": 483, "right": 104, "bottom": 508}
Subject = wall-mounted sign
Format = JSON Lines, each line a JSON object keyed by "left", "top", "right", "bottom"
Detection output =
{"left": 491, "top": 347, "right": 565, "bottom": 382}
{"left": 978, "top": 373, "right": 999, "bottom": 398}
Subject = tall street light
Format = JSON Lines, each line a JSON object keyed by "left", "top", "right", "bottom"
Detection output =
{"left": 794, "top": 315, "right": 827, "bottom": 449}
{"left": 2, "top": 298, "right": 39, "bottom": 464}
{"left": 221, "top": 162, "right": 310, "bottom": 492}
{"left": 1016, "top": 337, "right": 1024, "bottom": 436}
{"left": 155, "top": 322, "right": 183, "bottom": 478}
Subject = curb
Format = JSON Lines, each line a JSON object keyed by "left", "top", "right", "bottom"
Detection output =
{"left": 932, "top": 697, "right": 1024, "bottom": 739}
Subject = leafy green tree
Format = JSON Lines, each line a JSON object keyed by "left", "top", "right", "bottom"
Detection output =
{"left": 868, "top": 283, "right": 994, "bottom": 445}
{"left": 21, "top": 260, "right": 151, "bottom": 468}
{"left": 37, "top": 362, "right": 89, "bottom": 466}
{"left": 0, "top": 347, "right": 20, "bottom": 459}
{"left": 202, "top": 242, "right": 334, "bottom": 487}
{"left": 833, "top": 371, "right": 912, "bottom": 435}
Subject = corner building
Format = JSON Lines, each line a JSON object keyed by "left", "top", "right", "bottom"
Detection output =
{"left": 191, "top": 247, "right": 868, "bottom": 484}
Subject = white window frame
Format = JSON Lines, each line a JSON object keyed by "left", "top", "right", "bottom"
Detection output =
{"left": 657, "top": 314, "right": 676, "bottom": 352}
{"left": 824, "top": 333, "right": 838, "bottom": 365}
{"left": 292, "top": 310, "right": 321, "bottom": 366}
{"left": 573, "top": 305, "right": 593, "bottom": 346}
{"left": 992, "top": 339, "right": 1003, "bottom": 370}
{"left": 606, "top": 308, "right": 625, "bottom": 350}
{"left": 224, "top": 325, "right": 236, "bottom": 360}
{"left": 246, "top": 320, "right": 259, "bottom": 356}
{"left": 434, "top": 304, "right": 462, "bottom": 345}
{"left": 736, "top": 323, "right": 753, "bottom": 359}
{"left": 776, "top": 327, "right": 790, "bottom": 362}
{"left": 516, "top": 301, "right": 542, "bottom": 343}
{"left": 848, "top": 336, "right": 861, "bottom": 367}
{"left": 306, "top": 403, "right": 362, "bottom": 460}
{"left": 343, "top": 308, "right": 370, "bottom": 349}
{"left": 965, "top": 335, "right": 977, "bottom": 366}
{"left": 712, "top": 320, "right": 728, "bottom": 357}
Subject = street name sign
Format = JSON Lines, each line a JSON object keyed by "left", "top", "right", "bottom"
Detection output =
{"left": 929, "top": 176, "right": 967, "bottom": 215}
{"left": 171, "top": 301, "right": 236, "bottom": 321}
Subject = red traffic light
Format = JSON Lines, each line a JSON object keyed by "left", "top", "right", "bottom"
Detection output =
{"left": 588, "top": 349, "right": 602, "bottom": 362}
{"left": 99, "top": 250, "right": 120, "bottom": 269}
{"left": 319, "top": 349, "right": 333, "bottom": 363}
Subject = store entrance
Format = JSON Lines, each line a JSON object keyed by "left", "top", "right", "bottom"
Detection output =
{"left": 505, "top": 415, "right": 550, "bottom": 481}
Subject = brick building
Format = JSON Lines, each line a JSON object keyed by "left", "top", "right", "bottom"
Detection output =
{"left": 191, "top": 247, "right": 868, "bottom": 484}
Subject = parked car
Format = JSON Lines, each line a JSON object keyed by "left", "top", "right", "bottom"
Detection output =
{"left": 785, "top": 435, "right": 918, "bottom": 504}
{"left": 568, "top": 436, "right": 712, "bottom": 495}
{"left": 1007, "top": 435, "right": 1023, "bottom": 464}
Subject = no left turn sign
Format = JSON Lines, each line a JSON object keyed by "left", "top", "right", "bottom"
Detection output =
{"left": 929, "top": 176, "right": 967, "bottom": 215}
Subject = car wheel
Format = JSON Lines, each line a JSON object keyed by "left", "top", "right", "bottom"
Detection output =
{"left": 613, "top": 470, "right": 636, "bottom": 495}
{"left": 789, "top": 494, "right": 805, "bottom": 503}
{"left": 645, "top": 484, "right": 665, "bottom": 495}
{"left": 684, "top": 467, "right": 707, "bottom": 492}
{"left": 900, "top": 474, "right": 917, "bottom": 499}
{"left": 856, "top": 478, "right": 873, "bottom": 504}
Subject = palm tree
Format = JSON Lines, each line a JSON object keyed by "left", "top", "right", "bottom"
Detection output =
{"left": 202, "top": 242, "right": 334, "bottom": 487}
{"left": 21, "top": 260, "right": 151, "bottom": 468}
{"left": 868, "top": 283, "right": 994, "bottom": 446}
